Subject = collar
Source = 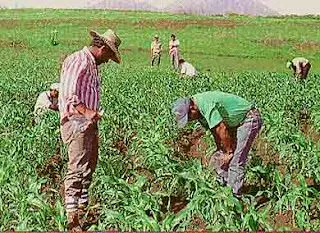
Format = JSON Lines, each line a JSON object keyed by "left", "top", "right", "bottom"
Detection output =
{"left": 83, "top": 46, "right": 97, "bottom": 66}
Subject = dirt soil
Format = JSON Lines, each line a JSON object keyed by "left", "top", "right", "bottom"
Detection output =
{"left": 259, "top": 38, "right": 286, "bottom": 47}
{"left": 134, "top": 18, "right": 243, "bottom": 29}
{"left": 273, "top": 211, "right": 297, "bottom": 230}
{"left": 37, "top": 152, "right": 64, "bottom": 205}
{"left": 0, "top": 39, "right": 28, "bottom": 49}
{"left": 300, "top": 120, "right": 320, "bottom": 144}
{"left": 168, "top": 128, "right": 208, "bottom": 166}
{"left": 0, "top": 18, "right": 242, "bottom": 30}
{"left": 113, "top": 130, "right": 137, "bottom": 155}
{"left": 252, "top": 137, "right": 282, "bottom": 166}
{"left": 128, "top": 167, "right": 155, "bottom": 184}
{"left": 295, "top": 41, "right": 320, "bottom": 51}
{"left": 160, "top": 195, "right": 189, "bottom": 214}
{"left": 80, "top": 208, "right": 100, "bottom": 231}
{"left": 186, "top": 215, "right": 207, "bottom": 231}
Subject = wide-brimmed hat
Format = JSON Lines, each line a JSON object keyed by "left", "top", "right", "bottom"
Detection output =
{"left": 154, "top": 34, "right": 159, "bottom": 38}
{"left": 172, "top": 98, "right": 190, "bottom": 128}
{"left": 89, "top": 29, "right": 121, "bottom": 64}
{"left": 50, "top": 83, "right": 60, "bottom": 91}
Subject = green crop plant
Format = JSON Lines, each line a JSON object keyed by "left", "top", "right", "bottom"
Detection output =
{"left": 1, "top": 8, "right": 320, "bottom": 231}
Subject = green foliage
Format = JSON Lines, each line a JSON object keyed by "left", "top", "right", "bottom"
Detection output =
{"left": 1, "top": 9, "right": 320, "bottom": 231}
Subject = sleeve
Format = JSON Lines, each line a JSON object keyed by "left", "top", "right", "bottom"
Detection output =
{"left": 200, "top": 102, "right": 223, "bottom": 129}
{"left": 34, "top": 92, "right": 51, "bottom": 115}
{"left": 180, "top": 64, "right": 186, "bottom": 74}
{"left": 61, "top": 57, "right": 88, "bottom": 109}
{"left": 206, "top": 108, "right": 223, "bottom": 129}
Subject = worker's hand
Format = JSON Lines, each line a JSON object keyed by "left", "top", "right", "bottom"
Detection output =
{"left": 84, "top": 109, "right": 101, "bottom": 123}
{"left": 49, "top": 104, "right": 59, "bottom": 111}
{"left": 221, "top": 152, "right": 234, "bottom": 169}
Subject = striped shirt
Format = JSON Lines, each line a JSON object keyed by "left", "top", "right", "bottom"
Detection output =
{"left": 59, "top": 46, "right": 100, "bottom": 123}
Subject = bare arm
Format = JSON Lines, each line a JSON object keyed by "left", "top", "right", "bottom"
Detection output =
{"left": 75, "top": 103, "right": 100, "bottom": 123}
{"left": 48, "top": 104, "right": 59, "bottom": 111}
{"left": 210, "top": 121, "right": 234, "bottom": 154}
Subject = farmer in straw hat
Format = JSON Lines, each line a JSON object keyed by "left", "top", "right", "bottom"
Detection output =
{"left": 172, "top": 91, "right": 262, "bottom": 197}
{"left": 59, "top": 29, "right": 121, "bottom": 231}
{"left": 150, "top": 34, "right": 162, "bottom": 66}
{"left": 286, "top": 57, "right": 311, "bottom": 80}
{"left": 33, "top": 83, "right": 60, "bottom": 124}
{"left": 169, "top": 33, "right": 180, "bottom": 70}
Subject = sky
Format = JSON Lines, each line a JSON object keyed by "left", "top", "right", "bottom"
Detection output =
{"left": 1, "top": 0, "right": 320, "bottom": 15}
{"left": 261, "top": 0, "right": 320, "bottom": 15}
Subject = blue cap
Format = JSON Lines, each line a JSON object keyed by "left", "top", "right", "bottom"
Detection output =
{"left": 172, "top": 98, "right": 190, "bottom": 128}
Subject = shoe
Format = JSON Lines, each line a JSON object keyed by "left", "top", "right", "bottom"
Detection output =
{"left": 67, "top": 210, "right": 82, "bottom": 231}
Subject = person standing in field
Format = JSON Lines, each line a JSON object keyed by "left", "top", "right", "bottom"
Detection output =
{"left": 172, "top": 91, "right": 262, "bottom": 197}
{"left": 150, "top": 34, "right": 162, "bottom": 66}
{"left": 59, "top": 29, "right": 121, "bottom": 231}
{"left": 169, "top": 34, "right": 180, "bottom": 70}
{"left": 286, "top": 57, "right": 311, "bottom": 80}
{"left": 33, "top": 83, "right": 60, "bottom": 124}
{"left": 178, "top": 58, "right": 197, "bottom": 77}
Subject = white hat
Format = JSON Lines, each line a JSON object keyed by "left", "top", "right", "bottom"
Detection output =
{"left": 50, "top": 83, "right": 60, "bottom": 91}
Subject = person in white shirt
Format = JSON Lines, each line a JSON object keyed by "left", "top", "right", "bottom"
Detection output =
{"left": 179, "top": 58, "right": 197, "bottom": 77}
{"left": 169, "top": 34, "right": 180, "bottom": 70}
{"left": 150, "top": 35, "right": 162, "bottom": 66}
{"left": 33, "top": 83, "right": 59, "bottom": 124}
{"left": 286, "top": 57, "right": 311, "bottom": 80}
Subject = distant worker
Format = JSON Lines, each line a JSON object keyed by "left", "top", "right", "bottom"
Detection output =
{"left": 286, "top": 57, "right": 311, "bottom": 80}
{"left": 179, "top": 58, "right": 197, "bottom": 77}
{"left": 172, "top": 91, "right": 262, "bottom": 197}
{"left": 150, "top": 35, "right": 162, "bottom": 66}
{"left": 33, "top": 83, "right": 60, "bottom": 124}
{"left": 169, "top": 34, "right": 180, "bottom": 70}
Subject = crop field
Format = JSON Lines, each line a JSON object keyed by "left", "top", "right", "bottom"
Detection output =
{"left": 1, "top": 9, "right": 320, "bottom": 231}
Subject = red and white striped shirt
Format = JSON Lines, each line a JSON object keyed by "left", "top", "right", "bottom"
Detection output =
{"left": 59, "top": 47, "right": 100, "bottom": 123}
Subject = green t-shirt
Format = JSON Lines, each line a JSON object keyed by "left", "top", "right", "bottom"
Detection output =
{"left": 192, "top": 91, "right": 252, "bottom": 129}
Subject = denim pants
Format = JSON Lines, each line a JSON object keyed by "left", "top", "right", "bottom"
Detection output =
{"left": 210, "top": 109, "right": 262, "bottom": 195}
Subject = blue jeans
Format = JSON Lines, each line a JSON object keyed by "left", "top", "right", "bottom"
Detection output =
{"left": 210, "top": 109, "right": 263, "bottom": 195}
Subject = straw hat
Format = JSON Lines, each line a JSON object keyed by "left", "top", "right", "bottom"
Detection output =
{"left": 89, "top": 29, "right": 121, "bottom": 64}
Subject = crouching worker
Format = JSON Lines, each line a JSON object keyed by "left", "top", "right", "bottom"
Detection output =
{"left": 286, "top": 57, "right": 311, "bottom": 80}
{"left": 172, "top": 91, "right": 262, "bottom": 197}
{"left": 33, "top": 83, "right": 60, "bottom": 124}
{"left": 179, "top": 58, "right": 197, "bottom": 77}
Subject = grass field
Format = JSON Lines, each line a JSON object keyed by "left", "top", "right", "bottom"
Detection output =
{"left": 1, "top": 9, "right": 320, "bottom": 231}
